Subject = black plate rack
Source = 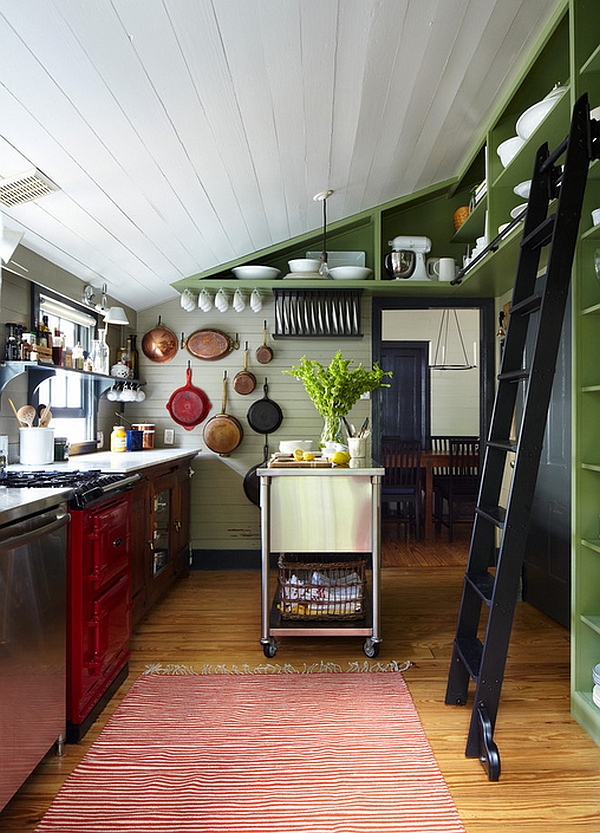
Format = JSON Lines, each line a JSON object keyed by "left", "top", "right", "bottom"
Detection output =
{"left": 273, "top": 288, "right": 363, "bottom": 338}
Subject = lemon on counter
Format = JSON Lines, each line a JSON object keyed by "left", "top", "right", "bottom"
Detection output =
{"left": 331, "top": 450, "right": 351, "bottom": 466}
{"left": 303, "top": 452, "right": 315, "bottom": 461}
{"left": 293, "top": 448, "right": 305, "bottom": 460}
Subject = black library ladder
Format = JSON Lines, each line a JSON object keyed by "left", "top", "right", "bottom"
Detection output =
{"left": 445, "top": 94, "right": 600, "bottom": 781}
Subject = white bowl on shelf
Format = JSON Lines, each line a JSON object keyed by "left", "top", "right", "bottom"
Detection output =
{"left": 329, "top": 266, "right": 373, "bottom": 280}
{"left": 288, "top": 258, "right": 321, "bottom": 273}
{"left": 513, "top": 180, "right": 532, "bottom": 199}
{"left": 516, "top": 85, "right": 567, "bottom": 141}
{"left": 510, "top": 203, "right": 528, "bottom": 220}
{"left": 497, "top": 136, "right": 526, "bottom": 168}
{"left": 232, "top": 265, "right": 280, "bottom": 280}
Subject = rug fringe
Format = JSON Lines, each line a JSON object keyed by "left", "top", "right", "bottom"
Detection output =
{"left": 143, "top": 659, "right": 412, "bottom": 676}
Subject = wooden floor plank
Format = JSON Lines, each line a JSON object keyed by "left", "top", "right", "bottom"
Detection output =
{"left": 1, "top": 533, "right": 599, "bottom": 832}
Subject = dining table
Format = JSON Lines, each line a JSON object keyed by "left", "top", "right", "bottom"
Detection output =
{"left": 421, "top": 450, "right": 451, "bottom": 539}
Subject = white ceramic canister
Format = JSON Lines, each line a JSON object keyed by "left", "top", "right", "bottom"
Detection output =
{"left": 19, "top": 427, "right": 55, "bottom": 465}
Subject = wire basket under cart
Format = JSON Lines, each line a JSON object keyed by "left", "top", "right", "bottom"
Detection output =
{"left": 277, "top": 554, "right": 366, "bottom": 621}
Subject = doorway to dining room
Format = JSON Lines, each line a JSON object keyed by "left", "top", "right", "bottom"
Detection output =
{"left": 371, "top": 298, "right": 495, "bottom": 452}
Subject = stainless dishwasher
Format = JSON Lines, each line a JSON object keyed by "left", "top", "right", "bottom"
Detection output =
{"left": 0, "top": 497, "right": 69, "bottom": 812}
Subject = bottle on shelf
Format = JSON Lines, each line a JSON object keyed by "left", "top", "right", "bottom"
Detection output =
{"left": 72, "top": 342, "right": 84, "bottom": 370}
{"left": 96, "top": 329, "right": 110, "bottom": 375}
{"left": 52, "top": 328, "right": 63, "bottom": 366}
{"left": 128, "top": 334, "right": 139, "bottom": 379}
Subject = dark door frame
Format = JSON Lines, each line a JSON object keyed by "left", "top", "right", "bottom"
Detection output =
{"left": 371, "top": 296, "right": 496, "bottom": 458}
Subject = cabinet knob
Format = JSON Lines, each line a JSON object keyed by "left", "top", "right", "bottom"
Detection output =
{"left": 173, "top": 518, "right": 182, "bottom": 531}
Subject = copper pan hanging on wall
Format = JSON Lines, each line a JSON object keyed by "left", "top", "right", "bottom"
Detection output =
{"left": 141, "top": 316, "right": 179, "bottom": 363}
{"left": 185, "top": 329, "right": 239, "bottom": 361}
{"left": 202, "top": 371, "right": 243, "bottom": 456}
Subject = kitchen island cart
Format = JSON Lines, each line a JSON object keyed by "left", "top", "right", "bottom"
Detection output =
{"left": 258, "top": 459, "right": 384, "bottom": 658}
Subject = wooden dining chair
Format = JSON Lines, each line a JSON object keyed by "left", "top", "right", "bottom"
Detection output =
{"left": 434, "top": 438, "right": 480, "bottom": 541}
{"left": 380, "top": 437, "right": 422, "bottom": 541}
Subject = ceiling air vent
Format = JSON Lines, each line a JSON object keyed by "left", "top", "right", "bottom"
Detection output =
{"left": 0, "top": 168, "right": 60, "bottom": 208}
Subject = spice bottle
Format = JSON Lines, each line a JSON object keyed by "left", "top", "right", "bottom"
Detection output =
{"left": 110, "top": 425, "right": 127, "bottom": 452}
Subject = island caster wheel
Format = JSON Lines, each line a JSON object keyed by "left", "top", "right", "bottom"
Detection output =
{"left": 262, "top": 639, "right": 277, "bottom": 658}
{"left": 363, "top": 638, "right": 380, "bottom": 658}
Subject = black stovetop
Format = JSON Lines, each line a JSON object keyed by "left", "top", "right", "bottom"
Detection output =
{"left": 3, "top": 469, "right": 141, "bottom": 508}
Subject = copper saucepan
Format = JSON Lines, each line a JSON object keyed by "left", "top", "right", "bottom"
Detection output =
{"left": 203, "top": 371, "right": 243, "bottom": 456}
{"left": 233, "top": 342, "right": 256, "bottom": 395}
{"left": 255, "top": 320, "right": 273, "bottom": 364}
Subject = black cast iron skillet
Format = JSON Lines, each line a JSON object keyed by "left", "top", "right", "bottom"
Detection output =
{"left": 243, "top": 438, "right": 269, "bottom": 507}
{"left": 246, "top": 379, "right": 283, "bottom": 434}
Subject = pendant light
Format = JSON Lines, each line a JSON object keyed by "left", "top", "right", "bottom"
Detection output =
{"left": 430, "top": 308, "right": 475, "bottom": 370}
{"left": 313, "top": 189, "right": 333, "bottom": 277}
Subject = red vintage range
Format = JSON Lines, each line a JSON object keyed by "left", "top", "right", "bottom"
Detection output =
{"left": 67, "top": 491, "right": 132, "bottom": 742}
{"left": 3, "top": 469, "right": 140, "bottom": 742}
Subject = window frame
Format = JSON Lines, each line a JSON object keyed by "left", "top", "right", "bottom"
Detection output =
{"left": 29, "top": 284, "right": 101, "bottom": 441}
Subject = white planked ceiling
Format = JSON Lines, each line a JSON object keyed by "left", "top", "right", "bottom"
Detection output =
{"left": 0, "top": 0, "right": 564, "bottom": 311}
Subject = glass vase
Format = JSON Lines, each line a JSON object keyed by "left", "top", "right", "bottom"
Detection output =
{"left": 319, "top": 416, "right": 345, "bottom": 448}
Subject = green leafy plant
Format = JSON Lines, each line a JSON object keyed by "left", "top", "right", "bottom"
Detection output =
{"left": 283, "top": 351, "right": 392, "bottom": 418}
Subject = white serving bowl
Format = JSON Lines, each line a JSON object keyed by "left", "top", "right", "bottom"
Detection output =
{"left": 329, "top": 266, "right": 373, "bottom": 281}
{"left": 232, "top": 265, "right": 281, "bottom": 280}
{"left": 288, "top": 258, "right": 321, "bottom": 273}
{"left": 513, "top": 179, "right": 532, "bottom": 199}
{"left": 516, "top": 85, "right": 567, "bottom": 141}
{"left": 497, "top": 136, "right": 526, "bottom": 168}
{"left": 510, "top": 203, "right": 528, "bottom": 220}
{"left": 279, "top": 440, "right": 314, "bottom": 454}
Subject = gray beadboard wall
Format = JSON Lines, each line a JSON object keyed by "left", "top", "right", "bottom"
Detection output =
{"left": 134, "top": 292, "right": 374, "bottom": 555}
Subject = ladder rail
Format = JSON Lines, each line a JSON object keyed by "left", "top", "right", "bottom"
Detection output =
{"left": 445, "top": 94, "right": 595, "bottom": 779}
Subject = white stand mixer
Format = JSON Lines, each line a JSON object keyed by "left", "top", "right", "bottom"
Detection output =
{"left": 385, "top": 235, "right": 432, "bottom": 280}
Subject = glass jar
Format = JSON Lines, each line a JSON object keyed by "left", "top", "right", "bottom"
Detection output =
{"left": 110, "top": 425, "right": 127, "bottom": 452}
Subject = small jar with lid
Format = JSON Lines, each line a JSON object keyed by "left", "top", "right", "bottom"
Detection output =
{"left": 110, "top": 425, "right": 127, "bottom": 452}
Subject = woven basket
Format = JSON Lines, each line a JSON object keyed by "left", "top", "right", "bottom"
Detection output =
{"left": 277, "top": 555, "right": 366, "bottom": 621}
{"left": 453, "top": 205, "right": 470, "bottom": 231}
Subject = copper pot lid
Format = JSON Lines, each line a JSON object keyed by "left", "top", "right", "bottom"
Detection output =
{"left": 142, "top": 317, "right": 178, "bottom": 363}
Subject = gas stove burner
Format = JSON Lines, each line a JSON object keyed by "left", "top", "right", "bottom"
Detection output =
{"left": 4, "top": 469, "right": 141, "bottom": 508}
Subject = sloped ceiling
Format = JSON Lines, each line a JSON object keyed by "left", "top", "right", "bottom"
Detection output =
{"left": 0, "top": 0, "right": 563, "bottom": 310}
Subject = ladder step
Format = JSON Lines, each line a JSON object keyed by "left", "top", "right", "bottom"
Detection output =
{"left": 476, "top": 505, "right": 506, "bottom": 528}
{"left": 455, "top": 637, "right": 483, "bottom": 682}
{"left": 510, "top": 294, "right": 542, "bottom": 316}
{"left": 487, "top": 440, "right": 518, "bottom": 453}
{"left": 520, "top": 214, "right": 556, "bottom": 249}
{"left": 465, "top": 571, "right": 495, "bottom": 604}
{"left": 498, "top": 368, "right": 529, "bottom": 382}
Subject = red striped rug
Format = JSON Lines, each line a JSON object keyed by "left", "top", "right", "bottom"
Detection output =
{"left": 36, "top": 673, "right": 465, "bottom": 832}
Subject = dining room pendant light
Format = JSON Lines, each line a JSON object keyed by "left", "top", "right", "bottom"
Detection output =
{"left": 430, "top": 308, "right": 475, "bottom": 370}
{"left": 313, "top": 190, "right": 333, "bottom": 277}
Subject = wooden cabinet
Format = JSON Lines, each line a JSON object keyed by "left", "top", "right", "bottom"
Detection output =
{"left": 130, "top": 457, "right": 193, "bottom": 628}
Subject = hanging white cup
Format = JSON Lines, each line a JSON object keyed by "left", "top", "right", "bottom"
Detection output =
{"left": 250, "top": 288, "right": 262, "bottom": 313}
{"left": 198, "top": 288, "right": 213, "bottom": 312}
{"left": 233, "top": 288, "right": 246, "bottom": 312}
{"left": 215, "top": 288, "right": 229, "bottom": 312}
{"left": 180, "top": 289, "right": 196, "bottom": 311}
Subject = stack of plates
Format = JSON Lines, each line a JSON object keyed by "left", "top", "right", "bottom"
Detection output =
{"left": 282, "top": 272, "right": 322, "bottom": 280}
{"left": 593, "top": 663, "right": 600, "bottom": 708}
